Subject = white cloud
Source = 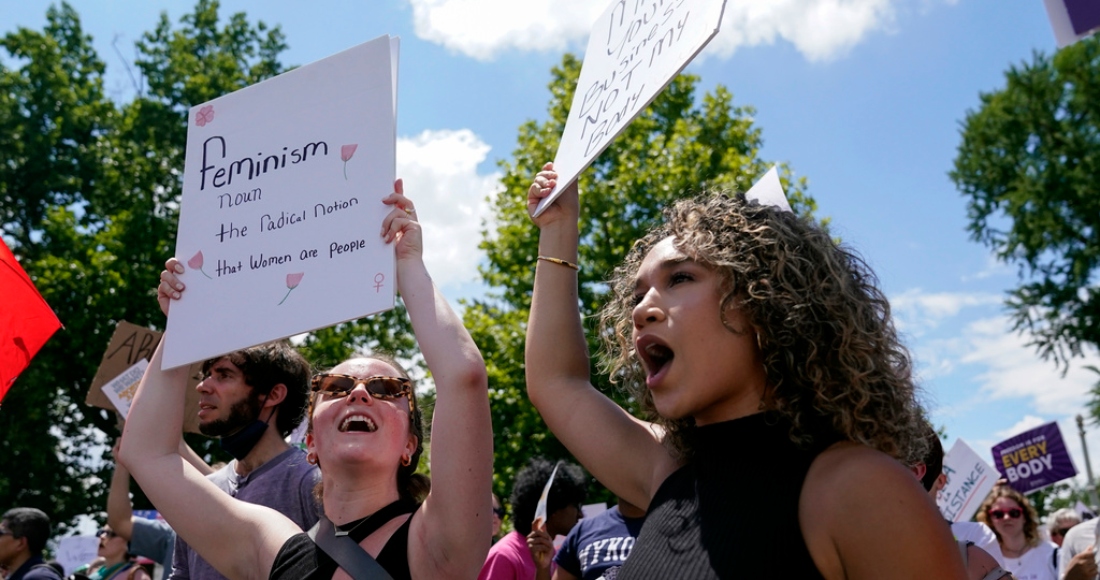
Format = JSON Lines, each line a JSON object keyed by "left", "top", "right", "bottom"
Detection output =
{"left": 994, "top": 415, "right": 1048, "bottom": 440}
{"left": 407, "top": 0, "right": 913, "bottom": 62}
{"left": 891, "top": 288, "right": 1001, "bottom": 336}
{"left": 396, "top": 129, "right": 501, "bottom": 290}
{"left": 958, "top": 316, "right": 1100, "bottom": 417}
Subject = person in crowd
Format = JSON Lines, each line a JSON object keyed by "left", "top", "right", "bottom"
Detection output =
{"left": 553, "top": 496, "right": 645, "bottom": 580}
{"left": 0, "top": 508, "right": 61, "bottom": 580}
{"left": 977, "top": 485, "right": 1056, "bottom": 580}
{"left": 911, "top": 425, "right": 1009, "bottom": 580}
{"left": 107, "top": 439, "right": 214, "bottom": 572}
{"left": 1057, "top": 515, "right": 1098, "bottom": 580}
{"left": 164, "top": 337, "right": 319, "bottom": 580}
{"left": 480, "top": 458, "right": 587, "bottom": 580}
{"left": 1048, "top": 509, "right": 1081, "bottom": 548}
{"left": 492, "top": 493, "right": 505, "bottom": 543}
{"left": 523, "top": 163, "right": 966, "bottom": 578}
{"left": 120, "top": 182, "right": 493, "bottom": 579}
{"left": 90, "top": 525, "right": 151, "bottom": 580}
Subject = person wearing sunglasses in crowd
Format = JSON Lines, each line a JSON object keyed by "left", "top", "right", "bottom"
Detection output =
{"left": 120, "top": 181, "right": 493, "bottom": 579}
{"left": 523, "top": 163, "right": 965, "bottom": 579}
{"left": 89, "top": 526, "right": 151, "bottom": 580}
{"left": 977, "top": 485, "right": 1056, "bottom": 580}
{"left": 0, "top": 508, "right": 62, "bottom": 580}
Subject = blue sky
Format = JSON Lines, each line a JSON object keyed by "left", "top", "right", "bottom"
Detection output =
{"left": 7, "top": 0, "right": 1100, "bottom": 489}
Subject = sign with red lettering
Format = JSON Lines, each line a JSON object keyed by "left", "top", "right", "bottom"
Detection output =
{"left": 991, "top": 422, "right": 1077, "bottom": 494}
{"left": 163, "top": 35, "right": 400, "bottom": 369}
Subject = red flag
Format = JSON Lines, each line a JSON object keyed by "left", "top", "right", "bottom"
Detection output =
{"left": 0, "top": 238, "right": 61, "bottom": 403}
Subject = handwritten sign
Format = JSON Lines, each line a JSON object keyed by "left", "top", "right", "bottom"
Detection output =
{"left": 163, "top": 35, "right": 399, "bottom": 369}
{"left": 86, "top": 321, "right": 203, "bottom": 433}
{"left": 936, "top": 439, "right": 997, "bottom": 522}
{"left": 533, "top": 0, "right": 728, "bottom": 217}
{"left": 991, "top": 421, "right": 1077, "bottom": 494}
{"left": 101, "top": 359, "right": 148, "bottom": 418}
{"left": 57, "top": 535, "right": 99, "bottom": 576}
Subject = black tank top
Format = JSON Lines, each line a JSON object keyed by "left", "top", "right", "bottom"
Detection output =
{"left": 269, "top": 501, "right": 419, "bottom": 580}
{"left": 619, "top": 412, "right": 837, "bottom": 579}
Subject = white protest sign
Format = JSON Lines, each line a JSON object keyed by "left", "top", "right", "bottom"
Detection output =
{"left": 163, "top": 35, "right": 399, "bottom": 369}
{"left": 936, "top": 439, "right": 998, "bottom": 523}
{"left": 744, "top": 166, "right": 792, "bottom": 213}
{"left": 532, "top": 462, "right": 560, "bottom": 529}
{"left": 533, "top": 0, "right": 728, "bottom": 217}
{"left": 101, "top": 359, "right": 149, "bottom": 418}
{"left": 57, "top": 535, "right": 100, "bottom": 576}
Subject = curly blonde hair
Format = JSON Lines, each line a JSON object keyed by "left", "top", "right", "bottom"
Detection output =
{"left": 599, "top": 192, "right": 927, "bottom": 462}
{"left": 976, "top": 485, "right": 1041, "bottom": 547}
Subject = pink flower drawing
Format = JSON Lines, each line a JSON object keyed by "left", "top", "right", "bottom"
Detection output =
{"left": 341, "top": 144, "right": 358, "bottom": 180}
{"left": 278, "top": 272, "right": 304, "bottom": 305}
{"left": 194, "top": 105, "right": 215, "bottom": 127}
{"left": 188, "top": 250, "right": 213, "bottom": 279}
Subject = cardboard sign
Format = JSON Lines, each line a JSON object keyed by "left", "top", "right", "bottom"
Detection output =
{"left": 56, "top": 536, "right": 99, "bottom": 576}
{"left": 992, "top": 421, "right": 1078, "bottom": 494}
{"left": 86, "top": 321, "right": 203, "bottom": 433}
{"left": 533, "top": 0, "right": 728, "bottom": 217}
{"left": 163, "top": 34, "right": 400, "bottom": 369}
{"left": 937, "top": 439, "right": 998, "bottom": 523}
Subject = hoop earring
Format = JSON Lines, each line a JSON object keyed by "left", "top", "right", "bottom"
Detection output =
{"left": 400, "top": 454, "right": 411, "bottom": 467}
{"left": 307, "top": 452, "right": 318, "bottom": 465}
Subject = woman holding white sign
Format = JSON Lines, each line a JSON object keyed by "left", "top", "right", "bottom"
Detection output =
{"left": 120, "top": 181, "right": 493, "bottom": 580}
{"left": 523, "top": 163, "right": 965, "bottom": 579}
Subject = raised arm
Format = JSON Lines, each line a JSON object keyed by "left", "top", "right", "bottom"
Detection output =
{"left": 118, "top": 261, "right": 300, "bottom": 580}
{"left": 381, "top": 181, "right": 493, "bottom": 579}
{"left": 106, "top": 441, "right": 136, "bottom": 542}
{"left": 525, "top": 163, "right": 675, "bottom": 509}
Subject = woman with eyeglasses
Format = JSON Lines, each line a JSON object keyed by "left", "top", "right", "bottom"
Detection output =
{"left": 524, "top": 164, "right": 965, "bottom": 579}
{"left": 977, "top": 485, "right": 1057, "bottom": 580}
{"left": 90, "top": 526, "right": 150, "bottom": 580}
{"left": 120, "top": 182, "right": 493, "bottom": 579}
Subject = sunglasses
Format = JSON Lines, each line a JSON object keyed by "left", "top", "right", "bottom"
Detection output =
{"left": 310, "top": 374, "right": 414, "bottom": 413}
{"left": 989, "top": 508, "right": 1023, "bottom": 520}
{"left": 1053, "top": 527, "right": 1073, "bottom": 537}
{"left": 96, "top": 529, "right": 118, "bottom": 538}
{"left": 493, "top": 507, "right": 506, "bottom": 518}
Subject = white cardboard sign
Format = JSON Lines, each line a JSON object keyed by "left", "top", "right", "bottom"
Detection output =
{"left": 101, "top": 359, "right": 149, "bottom": 418}
{"left": 534, "top": 0, "right": 728, "bottom": 217}
{"left": 163, "top": 35, "right": 399, "bottom": 369}
{"left": 57, "top": 536, "right": 100, "bottom": 576}
{"left": 936, "top": 439, "right": 998, "bottom": 523}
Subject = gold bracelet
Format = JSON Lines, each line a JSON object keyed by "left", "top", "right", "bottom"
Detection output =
{"left": 537, "top": 256, "right": 580, "bottom": 271}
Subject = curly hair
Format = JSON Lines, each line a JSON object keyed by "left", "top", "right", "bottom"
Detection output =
{"left": 308, "top": 353, "right": 429, "bottom": 503}
{"left": 976, "top": 485, "right": 1041, "bottom": 547}
{"left": 509, "top": 458, "right": 587, "bottom": 535}
{"left": 599, "top": 191, "right": 927, "bottom": 462}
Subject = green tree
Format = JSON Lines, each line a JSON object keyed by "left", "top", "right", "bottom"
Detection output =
{"left": 951, "top": 37, "right": 1100, "bottom": 373}
{"left": 0, "top": 0, "right": 291, "bottom": 530}
{"left": 469, "top": 54, "right": 820, "bottom": 502}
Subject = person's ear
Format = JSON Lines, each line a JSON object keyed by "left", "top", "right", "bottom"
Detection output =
{"left": 911, "top": 462, "right": 927, "bottom": 482}
{"left": 405, "top": 434, "right": 419, "bottom": 459}
{"left": 264, "top": 383, "right": 288, "bottom": 407}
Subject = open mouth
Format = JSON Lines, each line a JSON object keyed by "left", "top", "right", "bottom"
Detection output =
{"left": 636, "top": 336, "right": 674, "bottom": 381}
{"left": 339, "top": 414, "right": 377, "bottom": 433}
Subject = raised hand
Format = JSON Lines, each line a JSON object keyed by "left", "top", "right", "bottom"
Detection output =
{"left": 527, "top": 162, "right": 579, "bottom": 228}
{"left": 157, "top": 257, "right": 186, "bottom": 317}
{"left": 380, "top": 178, "right": 423, "bottom": 262}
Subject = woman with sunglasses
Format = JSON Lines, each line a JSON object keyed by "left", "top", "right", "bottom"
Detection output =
{"left": 120, "top": 181, "right": 493, "bottom": 579}
{"left": 91, "top": 526, "right": 150, "bottom": 580}
{"left": 977, "top": 485, "right": 1056, "bottom": 580}
{"left": 523, "top": 164, "right": 965, "bottom": 579}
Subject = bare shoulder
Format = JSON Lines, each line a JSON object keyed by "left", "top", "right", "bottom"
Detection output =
{"left": 799, "top": 442, "right": 966, "bottom": 580}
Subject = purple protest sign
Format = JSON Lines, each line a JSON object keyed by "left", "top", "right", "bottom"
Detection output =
{"left": 991, "top": 422, "right": 1077, "bottom": 494}
{"left": 1064, "top": 0, "right": 1100, "bottom": 35}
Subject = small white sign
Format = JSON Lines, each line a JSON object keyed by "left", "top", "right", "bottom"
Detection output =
{"left": 937, "top": 439, "right": 998, "bottom": 523}
{"left": 57, "top": 536, "right": 100, "bottom": 576}
{"left": 163, "top": 35, "right": 400, "bottom": 369}
{"left": 744, "top": 166, "right": 791, "bottom": 213}
{"left": 534, "top": 0, "right": 728, "bottom": 216}
{"left": 101, "top": 359, "right": 149, "bottom": 418}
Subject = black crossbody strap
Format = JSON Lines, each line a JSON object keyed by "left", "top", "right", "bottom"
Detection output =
{"left": 308, "top": 516, "right": 394, "bottom": 580}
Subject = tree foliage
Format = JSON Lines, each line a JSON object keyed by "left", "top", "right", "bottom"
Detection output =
{"left": 468, "top": 54, "right": 820, "bottom": 503}
{"left": 0, "top": 0, "right": 291, "bottom": 531}
{"left": 951, "top": 36, "right": 1100, "bottom": 371}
